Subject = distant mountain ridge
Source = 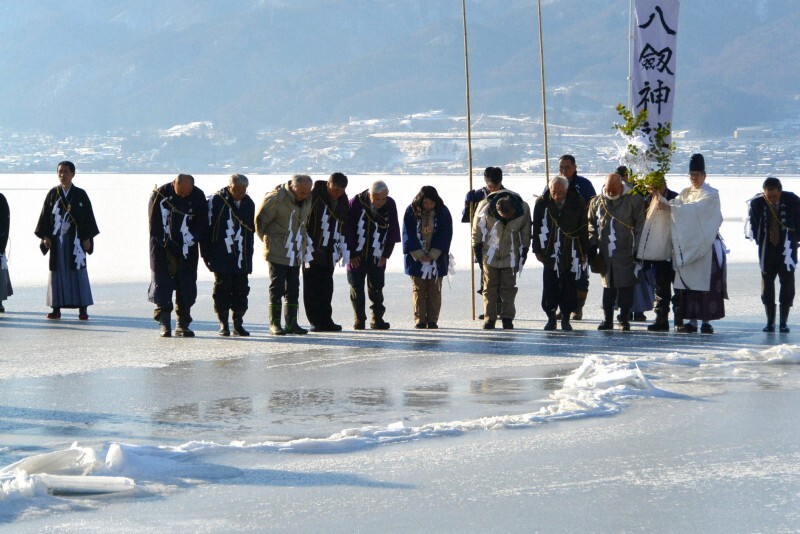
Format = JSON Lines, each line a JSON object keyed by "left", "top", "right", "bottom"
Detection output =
{"left": 0, "top": 0, "right": 797, "bottom": 139}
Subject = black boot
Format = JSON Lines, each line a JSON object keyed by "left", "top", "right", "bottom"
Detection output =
{"left": 269, "top": 304, "right": 286, "bottom": 335}
{"left": 647, "top": 309, "right": 670, "bottom": 331}
{"left": 218, "top": 310, "right": 231, "bottom": 337}
{"left": 174, "top": 316, "right": 195, "bottom": 337}
{"left": 370, "top": 314, "right": 390, "bottom": 330}
{"left": 763, "top": 304, "right": 776, "bottom": 332}
{"left": 780, "top": 305, "right": 791, "bottom": 333}
{"left": 560, "top": 316, "right": 573, "bottom": 331}
{"left": 618, "top": 307, "right": 631, "bottom": 331}
{"left": 544, "top": 311, "right": 557, "bottom": 331}
{"left": 284, "top": 304, "right": 308, "bottom": 335}
{"left": 232, "top": 315, "right": 250, "bottom": 337}
{"left": 673, "top": 306, "right": 685, "bottom": 332}
{"left": 598, "top": 307, "right": 614, "bottom": 330}
{"left": 158, "top": 311, "right": 172, "bottom": 338}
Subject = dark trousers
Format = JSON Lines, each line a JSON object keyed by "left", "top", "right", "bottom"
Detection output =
{"left": 603, "top": 286, "right": 633, "bottom": 318}
{"left": 347, "top": 262, "right": 385, "bottom": 322}
{"left": 149, "top": 268, "right": 197, "bottom": 324}
{"left": 652, "top": 260, "right": 676, "bottom": 315}
{"left": 762, "top": 248, "right": 795, "bottom": 307}
{"left": 303, "top": 262, "right": 335, "bottom": 326}
{"left": 213, "top": 272, "right": 250, "bottom": 319}
{"left": 762, "top": 269, "right": 795, "bottom": 307}
{"left": 269, "top": 263, "right": 300, "bottom": 306}
{"left": 542, "top": 267, "right": 577, "bottom": 316}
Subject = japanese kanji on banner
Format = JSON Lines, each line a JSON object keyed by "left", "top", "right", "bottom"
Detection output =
{"left": 632, "top": 0, "right": 680, "bottom": 143}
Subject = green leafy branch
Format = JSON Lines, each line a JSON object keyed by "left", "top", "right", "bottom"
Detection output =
{"left": 613, "top": 104, "right": 676, "bottom": 196}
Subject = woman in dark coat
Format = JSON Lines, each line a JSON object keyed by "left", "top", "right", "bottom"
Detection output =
{"left": 402, "top": 186, "right": 453, "bottom": 329}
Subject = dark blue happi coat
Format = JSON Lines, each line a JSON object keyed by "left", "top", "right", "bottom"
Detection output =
{"left": 148, "top": 183, "right": 208, "bottom": 273}
{"left": 748, "top": 191, "right": 800, "bottom": 272}
{"left": 202, "top": 187, "right": 255, "bottom": 274}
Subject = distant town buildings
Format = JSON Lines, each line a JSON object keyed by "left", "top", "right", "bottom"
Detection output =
{"left": 1, "top": 111, "right": 798, "bottom": 175}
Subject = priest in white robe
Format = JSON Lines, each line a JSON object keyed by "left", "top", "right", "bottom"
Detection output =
{"left": 658, "top": 154, "right": 727, "bottom": 333}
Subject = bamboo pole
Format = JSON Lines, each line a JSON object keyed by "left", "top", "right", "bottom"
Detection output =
{"left": 461, "top": 0, "right": 476, "bottom": 321}
{"left": 536, "top": 0, "right": 550, "bottom": 185}
{"left": 627, "top": 0, "right": 634, "bottom": 110}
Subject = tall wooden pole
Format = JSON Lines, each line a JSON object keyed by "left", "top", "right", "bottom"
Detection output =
{"left": 536, "top": 0, "right": 550, "bottom": 185}
{"left": 462, "top": 0, "right": 476, "bottom": 321}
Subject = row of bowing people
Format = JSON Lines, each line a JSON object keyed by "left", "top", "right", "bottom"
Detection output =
{"left": 1, "top": 156, "right": 795, "bottom": 336}
{"left": 7, "top": 163, "right": 443, "bottom": 337}
{"left": 466, "top": 154, "right": 796, "bottom": 335}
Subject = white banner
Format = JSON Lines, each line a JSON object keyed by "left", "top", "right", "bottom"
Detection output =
{"left": 632, "top": 0, "right": 680, "bottom": 142}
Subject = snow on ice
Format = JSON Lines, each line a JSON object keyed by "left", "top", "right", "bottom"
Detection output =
{"left": 2, "top": 174, "right": 800, "bottom": 530}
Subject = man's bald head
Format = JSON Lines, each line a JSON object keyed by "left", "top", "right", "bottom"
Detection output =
{"left": 174, "top": 174, "right": 195, "bottom": 198}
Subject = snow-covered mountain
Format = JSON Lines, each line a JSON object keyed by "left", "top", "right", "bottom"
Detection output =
{"left": 0, "top": 0, "right": 797, "bottom": 137}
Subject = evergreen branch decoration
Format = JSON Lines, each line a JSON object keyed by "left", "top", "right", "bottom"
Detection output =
{"left": 612, "top": 104, "right": 676, "bottom": 196}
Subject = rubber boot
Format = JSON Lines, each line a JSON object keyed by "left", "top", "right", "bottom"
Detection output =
{"left": 269, "top": 303, "right": 286, "bottom": 336}
{"left": 780, "top": 305, "right": 791, "bottom": 333}
{"left": 597, "top": 307, "right": 614, "bottom": 330}
{"left": 284, "top": 304, "right": 308, "bottom": 335}
{"left": 217, "top": 310, "right": 231, "bottom": 337}
{"left": 158, "top": 311, "right": 172, "bottom": 338}
{"left": 763, "top": 304, "right": 776, "bottom": 332}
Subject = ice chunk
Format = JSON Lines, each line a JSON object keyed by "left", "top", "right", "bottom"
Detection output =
{"left": 36, "top": 474, "right": 135, "bottom": 495}
{"left": 0, "top": 446, "right": 99, "bottom": 476}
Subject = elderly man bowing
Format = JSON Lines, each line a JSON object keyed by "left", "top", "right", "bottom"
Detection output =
{"left": 202, "top": 173, "right": 256, "bottom": 337}
{"left": 588, "top": 172, "right": 645, "bottom": 331}
{"left": 532, "top": 175, "right": 589, "bottom": 331}
{"left": 256, "top": 174, "right": 313, "bottom": 336}
{"left": 148, "top": 173, "right": 208, "bottom": 337}
{"left": 346, "top": 180, "right": 401, "bottom": 330}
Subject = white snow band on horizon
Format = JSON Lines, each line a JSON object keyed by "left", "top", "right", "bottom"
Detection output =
{"left": 2, "top": 344, "right": 799, "bottom": 505}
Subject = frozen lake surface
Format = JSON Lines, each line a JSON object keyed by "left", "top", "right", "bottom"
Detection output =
{"left": 1, "top": 174, "right": 800, "bottom": 531}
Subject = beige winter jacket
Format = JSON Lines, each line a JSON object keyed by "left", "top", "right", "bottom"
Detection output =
{"left": 471, "top": 190, "right": 532, "bottom": 273}
{"left": 255, "top": 182, "right": 312, "bottom": 266}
